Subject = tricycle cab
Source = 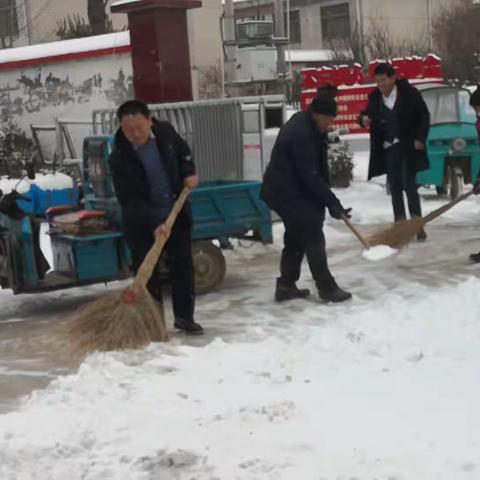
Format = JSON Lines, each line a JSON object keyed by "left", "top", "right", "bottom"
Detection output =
{"left": 416, "top": 84, "right": 480, "bottom": 198}
{"left": 1, "top": 136, "right": 273, "bottom": 295}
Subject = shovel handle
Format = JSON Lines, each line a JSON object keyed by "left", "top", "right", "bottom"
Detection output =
{"left": 341, "top": 214, "right": 370, "bottom": 250}
{"left": 135, "top": 187, "right": 191, "bottom": 288}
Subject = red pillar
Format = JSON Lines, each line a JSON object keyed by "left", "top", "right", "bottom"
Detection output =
{"left": 111, "top": 0, "right": 202, "bottom": 103}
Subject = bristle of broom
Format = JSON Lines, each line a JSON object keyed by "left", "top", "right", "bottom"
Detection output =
{"left": 64, "top": 285, "right": 168, "bottom": 359}
{"left": 369, "top": 217, "right": 426, "bottom": 249}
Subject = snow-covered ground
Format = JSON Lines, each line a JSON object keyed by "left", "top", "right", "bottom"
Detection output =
{"left": 1, "top": 151, "right": 480, "bottom": 479}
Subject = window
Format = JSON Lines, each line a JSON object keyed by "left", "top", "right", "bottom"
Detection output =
{"left": 422, "top": 89, "right": 459, "bottom": 124}
{"left": 321, "top": 3, "right": 350, "bottom": 41}
{"left": 0, "top": 0, "right": 19, "bottom": 47}
{"left": 284, "top": 10, "right": 301, "bottom": 45}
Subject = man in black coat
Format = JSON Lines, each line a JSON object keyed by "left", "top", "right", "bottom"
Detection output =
{"left": 261, "top": 96, "right": 352, "bottom": 303}
{"left": 109, "top": 100, "right": 203, "bottom": 334}
{"left": 360, "top": 63, "right": 430, "bottom": 240}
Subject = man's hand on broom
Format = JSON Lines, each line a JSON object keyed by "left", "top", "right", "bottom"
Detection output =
{"left": 184, "top": 175, "right": 199, "bottom": 190}
{"left": 328, "top": 203, "right": 352, "bottom": 220}
{"left": 414, "top": 140, "right": 425, "bottom": 150}
{"left": 154, "top": 223, "right": 171, "bottom": 239}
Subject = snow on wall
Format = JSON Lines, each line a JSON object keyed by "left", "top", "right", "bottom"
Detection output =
{"left": 0, "top": 32, "right": 130, "bottom": 65}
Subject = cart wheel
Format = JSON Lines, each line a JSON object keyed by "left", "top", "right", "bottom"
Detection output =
{"left": 448, "top": 166, "right": 463, "bottom": 200}
{"left": 192, "top": 241, "right": 226, "bottom": 294}
{"left": 435, "top": 185, "right": 447, "bottom": 197}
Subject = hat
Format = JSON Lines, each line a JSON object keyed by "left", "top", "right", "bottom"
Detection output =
{"left": 310, "top": 95, "right": 337, "bottom": 117}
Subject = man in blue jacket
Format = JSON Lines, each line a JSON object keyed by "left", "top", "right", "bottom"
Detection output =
{"left": 261, "top": 96, "right": 352, "bottom": 303}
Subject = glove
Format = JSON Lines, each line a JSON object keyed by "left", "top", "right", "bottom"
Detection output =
{"left": 328, "top": 203, "right": 352, "bottom": 220}
{"left": 474, "top": 179, "right": 480, "bottom": 195}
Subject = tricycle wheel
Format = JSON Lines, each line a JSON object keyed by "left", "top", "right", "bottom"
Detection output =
{"left": 192, "top": 241, "right": 226, "bottom": 294}
{"left": 448, "top": 166, "right": 463, "bottom": 200}
{"left": 435, "top": 185, "right": 447, "bottom": 197}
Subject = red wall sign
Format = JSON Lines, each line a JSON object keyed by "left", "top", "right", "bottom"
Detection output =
{"left": 300, "top": 55, "right": 444, "bottom": 134}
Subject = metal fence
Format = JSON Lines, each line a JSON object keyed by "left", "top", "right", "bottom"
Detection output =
{"left": 92, "top": 95, "right": 285, "bottom": 181}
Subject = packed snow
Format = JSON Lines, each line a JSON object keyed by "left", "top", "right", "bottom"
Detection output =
{"left": 362, "top": 245, "right": 398, "bottom": 261}
{"left": 1, "top": 149, "right": 480, "bottom": 479}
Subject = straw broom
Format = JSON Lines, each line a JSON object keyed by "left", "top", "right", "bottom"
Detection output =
{"left": 369, "top": 190, "right": 474, "bottom": 249}
{"left": 65, "top": 187, "right": 191, "bottom": 358}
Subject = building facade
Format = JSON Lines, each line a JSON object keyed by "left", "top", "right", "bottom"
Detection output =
{"left": 232, "top": 0, "right": 458, "bottom": 56}
{"left": 1, "top": 0, "right": 223, "bottom": 99}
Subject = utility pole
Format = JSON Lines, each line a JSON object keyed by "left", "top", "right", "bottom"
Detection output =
{"left": 426, "top": 0, "right": 432, "bottom": 51}
{"left": 273, "top": 0, "right": 287, "bottom": 79}
{"left": 355, "top": 0, "right": 365, "bottom": 63}
{"left": 223, "top": 0, "right": 237, "bottom": 84}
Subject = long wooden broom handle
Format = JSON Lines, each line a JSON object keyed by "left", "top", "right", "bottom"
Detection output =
{"left": 341, "top": 214, "right": 370, "bottom": 250}
{"left": 135, "top": 187, "right": 191, "bottom": 288}
{"left": 423, "top": 190, "right": 474, "bottom": 224}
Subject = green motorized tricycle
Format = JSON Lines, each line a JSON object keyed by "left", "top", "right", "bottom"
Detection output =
{"left": 416, "top": 84, "right": 480, "bottom": 199}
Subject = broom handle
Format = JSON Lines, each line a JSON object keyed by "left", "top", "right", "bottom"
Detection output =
{"left": 341, "top": 214, "right": 370, "bottom": 250}
{"left": 135, "top": 187, "right": 191, "bottom": 288}
{"left": 423, "top": 190, "right": 474, "bottom": 224}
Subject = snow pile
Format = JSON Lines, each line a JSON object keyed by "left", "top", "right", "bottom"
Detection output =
{"left": 363, "top": 245, "right": 398, "bottom": 261}
{"left": 0, "top": 173, "right": 74, "bottom": 195}
{"left": 1, "top": 277, "right": 480, "bottom": 479}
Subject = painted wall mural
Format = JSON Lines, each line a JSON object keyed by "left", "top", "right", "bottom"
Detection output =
{"left": 0, "top": 52, "right": 134, "bottom": 166}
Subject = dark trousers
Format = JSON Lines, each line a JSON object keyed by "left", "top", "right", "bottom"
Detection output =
{"left": 385, "top": 148, "right": 422, "bottom": 221}
{"left": 279, "top": 215, "right": 336, "bottom": 291}
{"left": 124, "top": 211, "right": 195, "bottom": 322}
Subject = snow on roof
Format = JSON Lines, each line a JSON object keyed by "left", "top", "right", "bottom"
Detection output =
{"left": 0, "top": 31, "right": 130, "bottom": 66}
{"left": 285, "top": 50, "right": 334, "bottom": 63}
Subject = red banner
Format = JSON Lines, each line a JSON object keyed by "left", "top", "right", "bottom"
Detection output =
{"left": 300, "top": 55, "right": 444, "bottom": 134}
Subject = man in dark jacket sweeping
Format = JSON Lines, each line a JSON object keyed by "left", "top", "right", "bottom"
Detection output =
{"left": 261, "top": 95, "right": 352, "bottom": 303}
{"left": 109, "top": 100, "right": 203, "bottom": 334}
{"left": 360, "top": 63, "right": 430, "bottom": 240}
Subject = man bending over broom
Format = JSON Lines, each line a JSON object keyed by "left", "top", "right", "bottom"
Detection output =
{"left": 109, "top": 100, "right": 204, "bottom": 335}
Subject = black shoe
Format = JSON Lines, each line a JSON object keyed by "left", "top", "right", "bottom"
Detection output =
{"left": 318, "top": 285, "right": 352, "bottom": 303}
{"left": 470, "top": 252, "right": 480, "bottom": 263}
{"left": 275, "top": 279, "right": 311, "bottom": 302}
{"left": 417, "top": 228, "right": 427, "bottom": 242}
{"left": 174, "top": 318, "right": 204, "bottom": 335}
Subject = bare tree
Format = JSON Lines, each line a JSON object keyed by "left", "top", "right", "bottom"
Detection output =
{"left": 0, "top": 0, "right": 16, "bottom": 49}
{"left": 325, "top": 22, "right": 365, "bottom": 65}
{"left": 57, "top": 0, "right": 116, "bottom": 40}
{"left": 88, "top": 0, "right": 109, "bottom": 36}
{"left": 365, "top": 20, "right": 395, "bottom": 61}
{"left": 433, "top": 0, "right": 480, "bottom": 83}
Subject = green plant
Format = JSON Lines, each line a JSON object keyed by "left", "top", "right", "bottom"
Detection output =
{"left": 328, "top": 140, "right": 354, "bottom": 188}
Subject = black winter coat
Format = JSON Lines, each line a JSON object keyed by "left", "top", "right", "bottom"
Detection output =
{"left": 261, "top": 111, "right": 340, "bottom": 228}
{"left": 360, "top": 79, "right": 430, "bottom": 180}
{"left": 109, "top": 119, "right": 195, "bottom": 230}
